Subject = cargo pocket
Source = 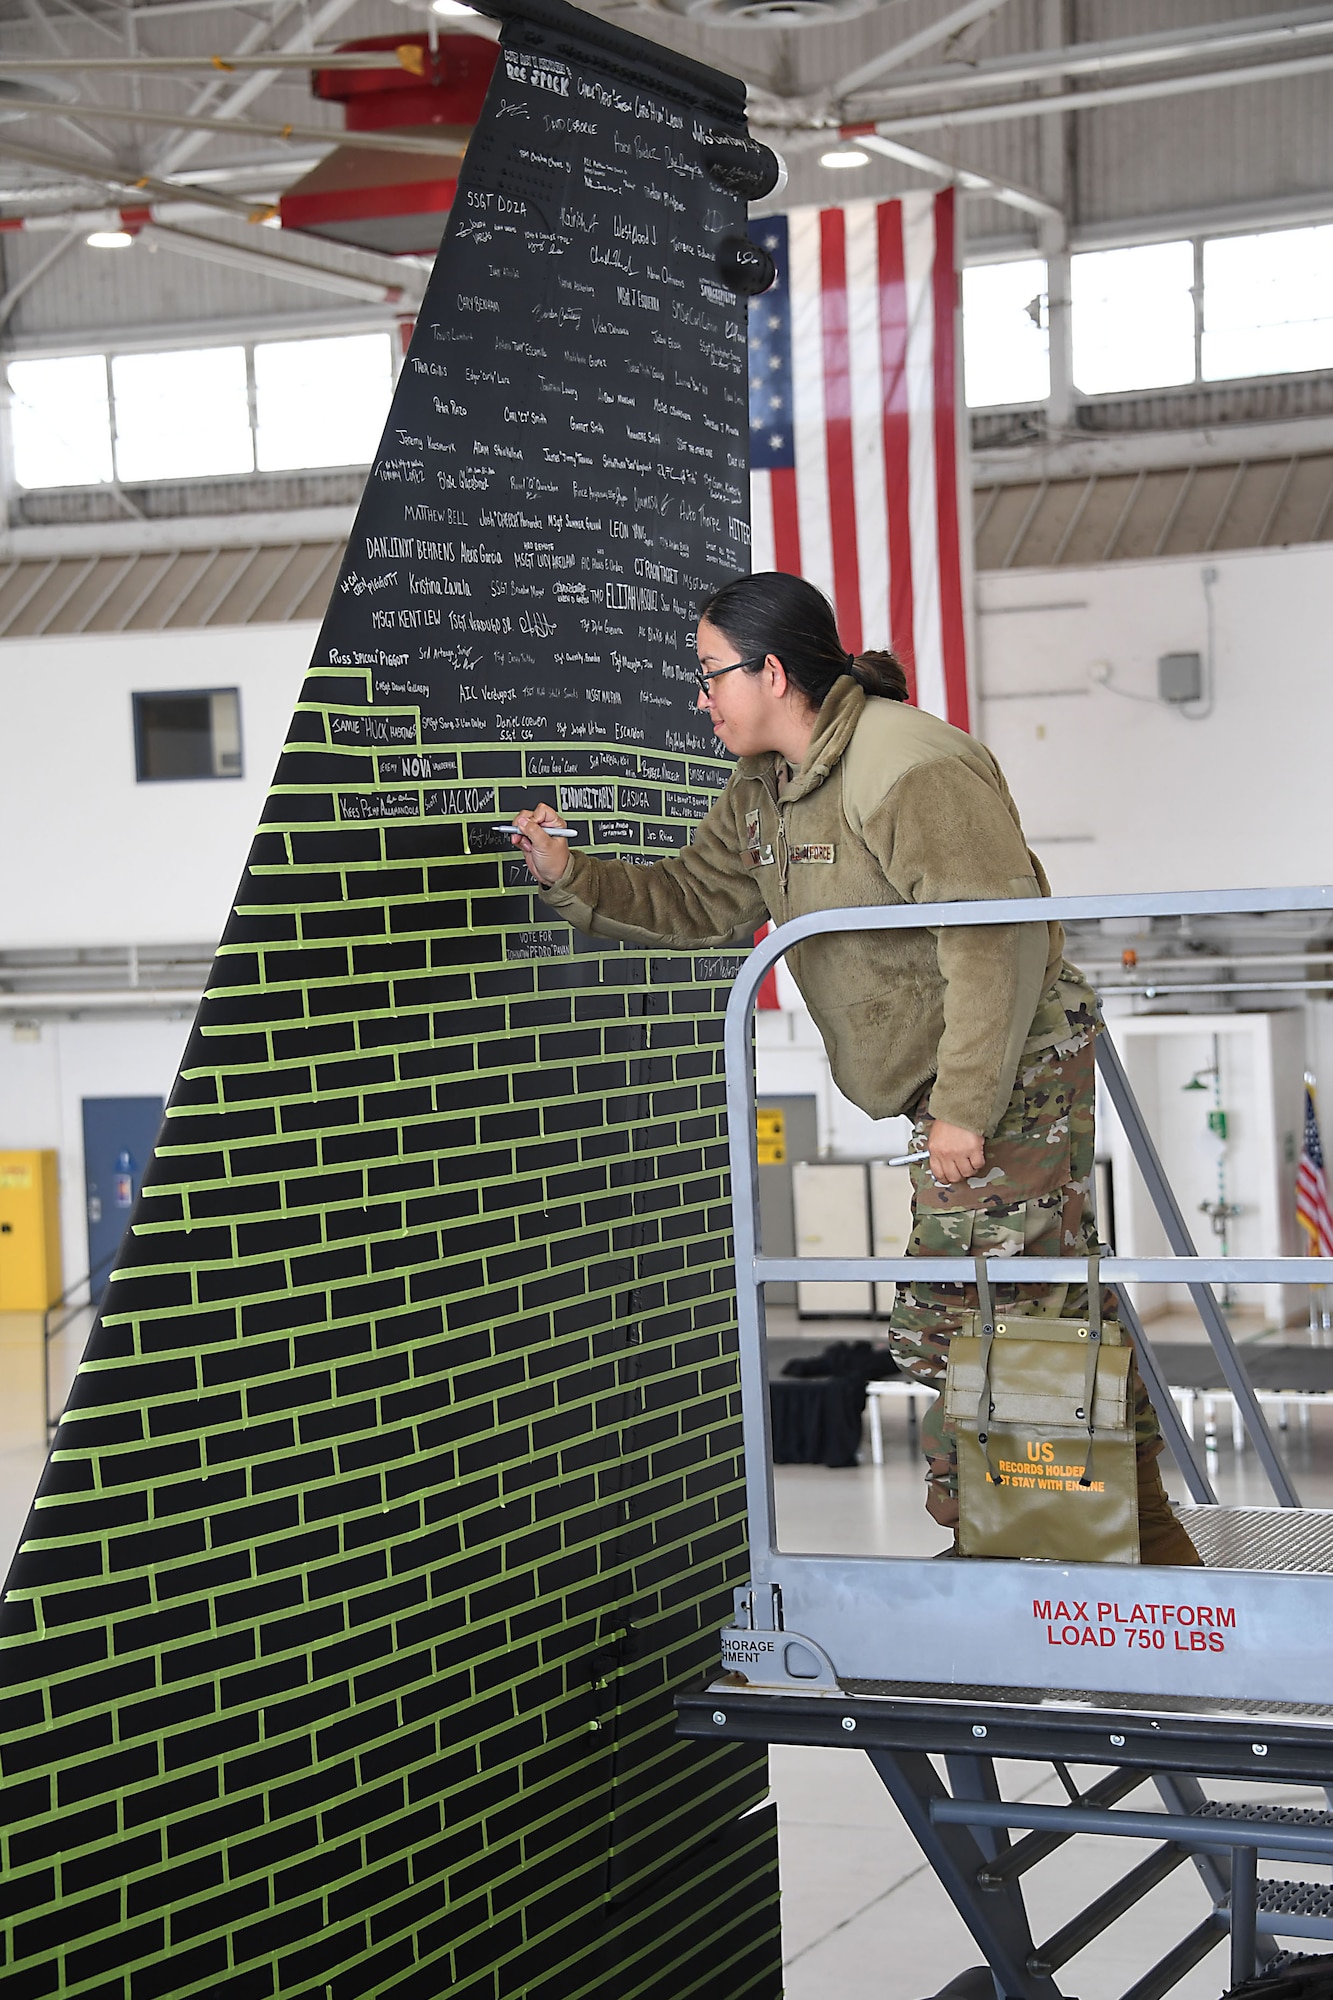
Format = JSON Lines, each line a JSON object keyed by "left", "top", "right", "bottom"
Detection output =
{"left": 911, "top": 1033, "right": 1093, "bottom": 1217}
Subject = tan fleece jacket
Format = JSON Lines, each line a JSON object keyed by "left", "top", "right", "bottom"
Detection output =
{"left": 540, "top": 678, "right": 1065, "bottom": 1136}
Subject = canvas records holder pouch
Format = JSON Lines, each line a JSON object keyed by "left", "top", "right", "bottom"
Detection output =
{"left": 944, "top": 1253, "right": 1140, "bottom": 1565}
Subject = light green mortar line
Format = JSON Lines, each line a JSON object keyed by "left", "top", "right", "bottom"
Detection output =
{"left": 5, "top": 1576, "right": 756, "bottom": 1984}
{"left": 3, "top": 1584, "right": 742, "bottom": 1872}
{"left": 38, "top": 1796, "right": 625, "bottom": 2000}
{"left": 46, "top": 1300, "right": 712, "bottom": 1449}
{"left": 32, "top": 1768, "right": 769, "bottom": 2000}
{"left": 154, "top": 1056, "right": 680, "bottom": 1117}
{"left": 51, "top": 1273, "right": 733, "bottom": 1411}
{"left": 125, "top": 1163, "right": 727, "bottom": 1254}
{"left": 199, "top": 949, "right": 731, "bottom": 1000}
{"left": 5, "top": 1644, "right": 692, "bottom": 1876}
{"left": 2, "top": 1582, "right": 737, "bottom": 1851}
{"left": 141, "top": 1103, "right": 728, "bottom": 1199}
{"left": 4, "top": 1606, "right": 742, "bottom": 1939}
{"left": 103, "top": 1196, "right": 731, "bottom": 1302}
{"left": 336, "top": 1802, "right": 779, "bottom": 2000}
{"left": 13, "top": 1545, "right": 743, "bottom": 1763}
{"left": 29, "top": 1422, "right": 743, "bottom": 1602}
{"left": 10, "top": 1436, "right": 741, "bottom": 1672}
{"left": 392, "top": 1806, "right": 780, "bottom": 2000}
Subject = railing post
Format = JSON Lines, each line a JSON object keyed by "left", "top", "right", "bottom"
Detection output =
{"left": 1095, "top": 1031, "right": 1300, "bottom": 1507}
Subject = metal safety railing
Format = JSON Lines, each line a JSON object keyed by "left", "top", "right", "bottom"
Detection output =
{"left": 720, "top": 885, "right": 1333, "bottom": 1704}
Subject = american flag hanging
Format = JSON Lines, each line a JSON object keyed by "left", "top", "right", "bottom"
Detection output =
{"left": 748, "top": 190, "right": 970, "bottom": 729}
{"left": 1297, "top": 1081, "right": 1333, "bottom": 1260}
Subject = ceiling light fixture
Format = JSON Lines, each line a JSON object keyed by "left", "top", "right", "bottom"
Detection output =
{"left": 86, "top": 229, "right": 133, "bottom": 248}
{"left": 819, "top": 148, "right": 869, "bottom": 170}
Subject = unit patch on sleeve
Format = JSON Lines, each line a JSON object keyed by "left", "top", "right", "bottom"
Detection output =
{"left": 745, "top": 807, "right": 775, "bottom": 867}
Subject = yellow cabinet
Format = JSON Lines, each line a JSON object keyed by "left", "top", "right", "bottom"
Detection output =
{"left": 0, "top": 1151, "right": 63, "bottom": 1311}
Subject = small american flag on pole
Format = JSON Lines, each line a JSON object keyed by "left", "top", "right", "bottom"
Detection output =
{"left": 748, "top": 189, "right": 970, "bottom": 729}
{"left": 1297, "top": 1080, "right": 1333, "bottom": 1259}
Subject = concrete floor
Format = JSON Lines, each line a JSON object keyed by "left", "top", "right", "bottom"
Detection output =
{"left": 0, "top": 1305, "right": 87, "bottom": 1570}
{"left": 4, "top": 1301, "right": 1333, "bottom": 1998}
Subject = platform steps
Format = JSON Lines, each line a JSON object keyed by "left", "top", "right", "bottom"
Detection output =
{"left": 1198, "top": 1803, "right": 1333, "bottom": 1950}
{"left": 874, "top": 1753, "right": 1333, "bottom": 2000}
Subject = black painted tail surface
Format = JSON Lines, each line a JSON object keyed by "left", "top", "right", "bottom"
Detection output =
{"left": 0, "top": 7, "right": 781, "bottom": 1994}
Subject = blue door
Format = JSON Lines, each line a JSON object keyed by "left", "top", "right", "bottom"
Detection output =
{"left": 82, "top": 1096, "right": 164, "bottom": 1302}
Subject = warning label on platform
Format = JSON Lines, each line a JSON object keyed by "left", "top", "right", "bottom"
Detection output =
{"left": 1033, "top": 1597, "right": 1235, "bottom": 1653}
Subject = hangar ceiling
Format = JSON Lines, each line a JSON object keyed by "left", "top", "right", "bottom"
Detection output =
{"left": 3, "top": 0, "right": 1333, "bottom": 541}
{"left": 1, "top": 0, "right": 1332, "bottom": 353}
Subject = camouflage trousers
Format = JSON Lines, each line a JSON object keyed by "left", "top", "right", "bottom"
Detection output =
{"left": 887, "top": 1012, "right": 1164, "bottom": 1512}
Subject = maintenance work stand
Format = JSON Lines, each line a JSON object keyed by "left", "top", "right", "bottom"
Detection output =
{"left": 676, "top": 886, "right": 1333, "bottom": 2000}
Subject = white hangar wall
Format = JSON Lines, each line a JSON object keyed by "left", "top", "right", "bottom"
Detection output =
{"left": 0, "top": 620, "right": 314, "bottom": 949}
{"left": 973, "top": 542, "right": 1333, "bottom": 899}
{"left": 0, "top": 620, "right": 312, "bottom": 1290}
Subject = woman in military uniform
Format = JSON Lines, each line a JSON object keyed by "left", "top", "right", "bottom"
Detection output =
{"left": 511, "top": 570, "right": 1198, "bottom": 1566}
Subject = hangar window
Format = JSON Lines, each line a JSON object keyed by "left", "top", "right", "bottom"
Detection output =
{"left": 5, "top": 330, "right": 401, "bottom": 489}
{"left": 962, "top": 259, "right": 1050, "bottom": 408}
{"left": 1203, "top": 224, "right": 1333, "bottom": 382}
{"left": 133, "top": 688, "right": 243, "bottom": 782}
{"left": 254, "top": 331, "right": 394, "bottom": 471}
{"left": 7, "top": 354, "right": 114, "bottom": 489}
{"left": 1071, "top": 240, "right": 1196, "bottom": 395}
{"left": 112, "top": 347, "right": 253, "bottom": 483}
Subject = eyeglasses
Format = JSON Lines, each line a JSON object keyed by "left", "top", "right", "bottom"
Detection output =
{"left": 695, "top": 653, "right": 766, "bottom": 694}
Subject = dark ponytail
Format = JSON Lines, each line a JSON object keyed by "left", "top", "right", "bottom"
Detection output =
{"left": 698, "top": 571, "right": 909, "bottom": 708}
{"left": 852, "top": 649, "right": 911, "bottom": 702}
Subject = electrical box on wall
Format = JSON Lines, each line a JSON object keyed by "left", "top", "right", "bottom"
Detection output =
{"left": 1158, "top": 651, "right": 1203, "bottom": 704}
{"left": 0, "top": 1150, "right": 62, "bottom": 1311}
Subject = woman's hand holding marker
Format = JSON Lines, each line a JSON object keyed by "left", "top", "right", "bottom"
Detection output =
{"left": 508, "top": 804, "right": 573, "bottom": 887}
{"left": 923, "top": 1118, "right": 986, "bottom": 1186}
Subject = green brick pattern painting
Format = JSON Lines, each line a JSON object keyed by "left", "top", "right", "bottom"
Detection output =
{"left": 0, "top": 5, "right": 782, "bottom": 1994}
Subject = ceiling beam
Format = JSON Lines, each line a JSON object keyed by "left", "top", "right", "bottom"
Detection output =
{"left": 4, "top": 303, "right": 413, "bottom": 360}
{"left": 847, "top": 5, "right": 1333, "bottom": 107}
{"left": 0, "top": 131, "right": 272, "bottom": 220}
{"left": 141, "top": 223, "right": 422, "bottom": 305}
{"left": 0, "top": 51, "right": 424, "bottom": 76}
{"left": 975, "top": 413, "right": 1333, "bottom": 486}
{"left": 133, "top": 0, "right": 305, "bottom": 167}
{"left": 0, "top": 154, "right": 324, "bottom": 207}
{"left": 124, "top": 0, "right": 297, "bottom": 14}
{"left": 0, "top": 204, "right": 427, "bottom": 291}
{"left": 151, "top": 0, "right": 362, "bottom": 178}
{"left": 42, "top": 0, "right": 124, "bottom": 47}
{"left": 852, "top": 132, "right": 1060, "bottom": 220}
{"left": 10, "top": 97, "right": 467, "bottom": 159}
{"left": 17, "top": 0, "right": 124, "bottom": 165}
{"left": 833, "top": 0, "right": 1018, "bottom": 103}
{"left": 863, "top": 47, "right": 1333, "bottom": 133}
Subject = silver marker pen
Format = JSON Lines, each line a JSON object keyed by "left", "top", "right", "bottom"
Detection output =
{"left": 493, "top": 824, "right": 578, "bottom": 837}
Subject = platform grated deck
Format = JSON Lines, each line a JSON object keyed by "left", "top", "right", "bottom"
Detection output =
{"left": 1185, "top": 1505, "right": 1333, "bottom": 1572}
{"left": 1254, "top": 1881, "right": 1333, "bottom": 1919}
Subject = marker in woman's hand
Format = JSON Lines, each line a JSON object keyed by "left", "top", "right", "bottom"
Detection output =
{"left": 494, "top": 824, "right": 576, "bottom": 836}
